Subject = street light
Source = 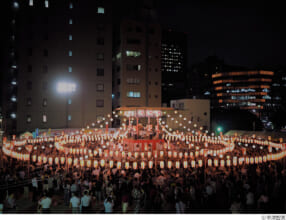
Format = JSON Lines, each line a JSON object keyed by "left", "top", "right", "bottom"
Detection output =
{"left": 56, "top": 81, "right": 77, "bottom": 128}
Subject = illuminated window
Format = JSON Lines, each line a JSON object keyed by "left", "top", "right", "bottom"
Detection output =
{"left": 126, "top": 64, "right": 141, "bottom": 71}
{"left": 42, "top": 98, "right": 47, "bottom": 107}
{"left": 27, "top": 115, "right": 32, "bottom": 123}
{"left": 11, "top": 96, "right": 17, "bottom": 102}
{"left": 43, "top": 114, "right": 47, "bottom": 123}
{"left": 127, "top": 91, "right": 141, "bottom": 98}
{"left": 69, "top": 34, "right": 72, "bottom": 40}
{"left": 69, "top": 50, "right": 72, "bottom": 56}
{"left": 69, "top": 18, "right": 73, "bottom": 24}
{"left": 69, "top": 2, "right": 73, "bottom": 9}
{"left": 68, "top": 66, "right": 72, "bottom": 72}
{"left": 96, "top": 84, "right": 104, "bottom": 92}
{"left": 10, "top": 113, "right": 16, "bottom": 119}
{"left": 116, "top": 52, "right": 121, "bottom": 59}
{"left": 68, "top": 115, "right": 72, "bottom": 121}
{"left": 45, "top": 0, "right": 49, "bottom": 8}
{"left": 29, "top": 0, "right": 33, "bottom": 6}
{"left": 13, "top": 2, "right": 19, "bottom": 9}
{"left": 97, "top": 7, "right": 105, "bottom": 14}
{"left": 126, "top": 51, "right": 141, "bottom": 57}
{"left": 68, "top": 98, "right": 72, "bottom": 105}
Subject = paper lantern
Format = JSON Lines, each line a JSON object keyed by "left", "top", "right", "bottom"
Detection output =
{"left": 43, "top": 156, "right": 47, "bottom": 164}
{"left": 37, "top": 156, "right": 42, "bottom": 163}
{"left": 160, "top": 161, "right": 164, "bottom": 169}
{"left": 100, "top": 159, "right": 105, "bottom": 167}
{"left": 133, "top": 162, "right": 137, "bottom": 170}
{"left": 60, "top": 157, "right": 65, "bottom": 164}
{"left": 93, "top": 150, "right": 97, "bottom": 156}
{"left": 258, "top": 156, "right": 262, "bottom": 163}
{"left": 68, "top": 157, "right": 72, "bottom": 165}
{"left": 160, "top": 151, "right": 164, "bottom": 158}
{"left": 191, "top": 160, "right": 196, "bottom": 168}
{"left": 179, "top": 152, "right": 183, "bottom": 159}
{"left": 176, "top": 161, "right": 180, "bottom": 169}
{"left": 263, "top": 156, "right": 267, "bottom": 162}
{"left": 168, "top": 161, "right": 172, "bottom": 169}
{"left": 122, "top": 151, "right": 126, "bottom": 158}
{"left": 226, "top": 159, "right": 231, "bottom": 167}
{"left": 154, "top": 151, "right": 158, "bottom": 158}
{"left": 128, "top": 152, "right": 132, "bottom": 158}
{"left": 141, "top": 161, "right": 146, "bottom": 169}
{"left": 183, "top": 161, "right": 188, "bottom": 169}
{"left": 148, "top": 152, "right": 152, "bottom": 158}
{"left": 48, "top": 157, "right": 53, "bottom": 165}
{"left": 117, "top": 161, "right": 121, "bottom": 169}
{"left": 92, "top": 160, "right": 98, "bottom": 168}
{"left": 109, "top": 160, "right": 114, "bottom": 168}
{"left": 148, "top": 161, "right": 153, "bottom": 169}
{"left": 214, "top": 159, "right": 218, "bottom": 167}
{"left": 250, "top": 157, "right": 254, "bottom": 164}
{"left": 104, "top": 151, "right": 108, "bottom": 158}
{"left": 110, "top": 151, "right": 113, "bottom": 157}
{"left": 198, "top": 160, "right": 203, "bottom": 167}
{"left": 195, "top": 151, "right": 199, "bottom": 157}
{"left": 135, "top": 152, "right": 138, "bottom": 159}
{"left": 173, "top": 151, "right": 177, "bottom": 158}
{"left": 184, "top": 152, "right": 188, "bottom": 159}
{"left": 32, "top": 155, "right": 37, "bottom": 162}
{"left": 245, "top": 157, "right": 249, "bottom": 165}
{"left": 125, "top": 162, "right": 130, "bottom": 169}
{"left": 207, "top": 159, "right": 212, "bottom": 167}
{"left": 115, "top": 151, "right": 119, "bottom": 157}
{"left": 141, "top": 152, "right": 144, "bottom": 159}
{"left": 168, "top": 151, "right": 172, "bottom": 157}
{"left": 220, "top": 160, "right": 225, "bottom": 167}
{"left": 80, "top": 160, "right": 85, "bottom": 167}
{"left": 233, "top": 157, "right": 237, "bottom": 166}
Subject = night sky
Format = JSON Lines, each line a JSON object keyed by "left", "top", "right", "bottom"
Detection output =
{"left": 157, "top": 0, "right": 286, "bottom": 68}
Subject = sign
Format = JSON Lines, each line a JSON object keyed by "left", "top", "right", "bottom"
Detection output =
{"left": 123, "top": 110, "right": 162, "bottom": 118}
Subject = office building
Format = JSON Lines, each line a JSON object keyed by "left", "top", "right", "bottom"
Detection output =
{"left": 113, "top": 19, "right": 161, "bottom": 108}
{"left": 161, "top": 29, "right": 187, "bottom": 106}
{"left": 2, "top": 0, "right": 113, "bottom": 133}
{"left": 212, "top": 70, "right": 274, "bottom": 112}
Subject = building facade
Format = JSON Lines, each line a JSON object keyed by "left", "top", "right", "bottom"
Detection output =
{"left": 167, "top": 99, "right": 210, "bottom": 132}
{"left": 212, "top": 70, "right": 274, "bottom": 112}
{"left": 113, "top": 19, "right": 161, "bottom": 108}
{"left": 2, "top": 0, "right": 113, "bottom": 133}
{"left": 161, "top": 29, "right": 187, "bottom": 106}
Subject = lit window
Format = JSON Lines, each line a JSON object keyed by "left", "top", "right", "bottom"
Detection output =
{"left": 68, "top": 115, "right": 72, "bottom": 121}
{"left": 96, "top": 84, "right": 104, "bottom": 92}
{"left": 10, "top": 113, "right": 16, "bottom": 119}
{"left": 26, "top": 115, "right": 32, "bottom": 123}
{"left": 29, "top": 0, "right": 33, "bottom": 6}
{"left": 68, "top": 98, "right": 72, "bottom": 105}
{"left": 69, "top": 50, "right": 72, "bottom": 56}
{"left": 68, "top": 66, "right": 72, "bottom": 72}
{"left": 56, "top": 82, "right": 76, "bottom": 93}
{"left": 69, "top": 34, "right": 72, "bottom": 40}
{"left": 43, "top": 114, "right": 47, "bottom": 123}
{"left": 13, "top": 2, "right": 19, "bottom": 9}
{"left": 69, "top": 18, "right": 73, "bottom": 24}
{"left": 127, "top": 91, "right": 141, "bottom": 98}
{"left": 116, "top": 52, "right": 121, "bottom": 59}
{"left": 126, "top": 51, "right": 141, "bottom": 57}
{"left": 69, "top": 2, "right": 73, "bottom": 9}
{"left": 45, "top": 0, "right": 49, "bottom": 8}
{"left": 11, "top": 80, "right": 17, "bottom": 85}
{"left": 11, "top": 96, "right": 17, "bottom": 102}
{"left": 126, "top": 64, "right": 141, "bottom": 71}
{"left": 43, "top": 98, "right": 47, "bottom": 107}
{"left": 97, "top": 7, "right": 104, "bottom": 14}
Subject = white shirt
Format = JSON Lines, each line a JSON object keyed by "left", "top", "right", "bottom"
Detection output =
{"left": 81, "top": 195, "right": 91, "bottom": 207}
{"left": 70, "top": 196, "right": 80, "bottom": 208}
{"left": 32, "top": 178, "right": 38, "bottom": 188}
{"left": 39, "top": 197, "right": 52, "bottom": 209}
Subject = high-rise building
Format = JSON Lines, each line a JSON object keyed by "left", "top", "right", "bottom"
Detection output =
{"left": 212, "top": 70, "right": 274, "bottom": 112}
{"left": 113, "top": 19, "right": 161, "bottom": 108}
{"left": 161, "top": 29, "right": 187, "bottom": 106}
{"left": 2, "top": 0, "right": 113, "bottom": 134}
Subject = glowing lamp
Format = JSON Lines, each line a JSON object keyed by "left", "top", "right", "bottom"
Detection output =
{"left": 160, "top": 161, "right": 164, "bottom": 169}
{"left": 173, "top": 151, "right": 177, "bottom": 158}
{"left": 250, "top": 157, "right": 254, "bottom": 164}
{"left": 32, "top": 155, "right": 37, "bottom": 162}
{"left": 43, "top": 156, "right": 47, "bottom": 164}
{"left": 133, "top": 162, "right": 138, "bottom": 170}
{"left": 168, "top": 151, "right": 172, "bottom": 157}
{"left": 246, "top": 157, "right": 249, "bottom": 165}
{"left": 168, "top": 161, "right": 172, "bottom": 169}
{"left": 148, "top": 152, "right": 152, "bottom": 158}
{"left": 198, "top": 160, "right": 203, "bottom": 167}
{"left": 60, "top": 157, "right": 65, "bottom": 164}
{"left": 176, "top": 161, "right": 180, "bottom": 169}
{"left": 135, "top": 152, "right": 138, "bottom": 159}
{"left": 68, "top": 157, "right": 72, "bottom": 165}
{"left": 141, "top": 161, "right": 146, "bottom": 169}
{"left": 80, "top": 160, "right": 85, "bottom": 167}
{"left": 160, "top": 151, "right": 164, "bottom": 158}
{"left": 183, "top": 161, "right": 188, "bottom": 169}
{"left": 109, "top": 160, "right": 114, "bottom": 168}
{"left": 179, "top": 152, "right": 183, "bottom": 159}
{"left": 49, "top": 157, "right": 53, "bottom": 165}
{"left": 125, "top": 162, "right": 130, "bottom": 169}
{"left": 100, "top": 159, "right": 105, "bottom": 167}
{"left": 214, "top": 159, "right": 218, "bottom": 167}
{"left": 255, "top": 157, "right": 258, "bottom": 164}
{"left": 148, "top": 161, "right": 153, "bottom": 169}
{"left": 220, "top": 160, "right": 225, "bottom": 167}
{"left": 141, "top": 152, "right": 144, "bottom": 159}
{"left": 117, "top": 161, "right": 121, "bottom": 169}
{"left": 208, "top": 159, "right": 212, "bottom": 167}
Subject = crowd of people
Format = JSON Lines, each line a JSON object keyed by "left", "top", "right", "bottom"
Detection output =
{"left": 1, "top": 155, "right": 286, "bottom": 214}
